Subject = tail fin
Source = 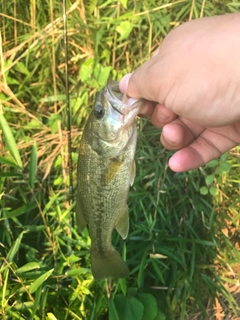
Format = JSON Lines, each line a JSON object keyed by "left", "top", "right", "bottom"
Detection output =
{"left": 91, "top": 247, "right": 129, "bottom": 280}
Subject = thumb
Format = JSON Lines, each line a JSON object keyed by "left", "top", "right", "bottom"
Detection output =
{"left": 119, "top": 56, "right": 162, "bottom": 102}
{"left": 119, "top": 73, "right": 133, "bottom": 95}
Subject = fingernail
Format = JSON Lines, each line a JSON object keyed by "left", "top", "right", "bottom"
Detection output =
{"left": 119, "top": 73, "right": 132, "bottom": 94}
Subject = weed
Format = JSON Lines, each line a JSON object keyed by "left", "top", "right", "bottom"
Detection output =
{"left": 0, "top": 1, "right": 239, "bottom": 319}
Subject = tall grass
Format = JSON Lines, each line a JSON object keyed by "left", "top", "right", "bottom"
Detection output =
{"left": 0, "top": 1, "right": 239, "bottom": 319}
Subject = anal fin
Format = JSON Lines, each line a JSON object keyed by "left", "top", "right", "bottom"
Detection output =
{"left": 115, "top": 206, "right": 129, "bottom": 239}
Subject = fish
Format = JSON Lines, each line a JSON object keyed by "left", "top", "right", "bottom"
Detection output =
{"left": 76, "top": 79, "right": 142, "bottom": 280}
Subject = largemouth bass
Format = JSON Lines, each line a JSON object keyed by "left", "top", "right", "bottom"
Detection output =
{"left": 76, "top": 80, "right": 142, "bottom": 280}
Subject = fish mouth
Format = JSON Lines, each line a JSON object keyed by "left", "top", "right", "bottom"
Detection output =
{"left": 106, "top": 80, "right": 125, "bottom": 115}
{"left": 107, "top": 80, "right": 122, "bottom": 101}
{"left": 105, "top": 79, "right": 140, "bottom": 116}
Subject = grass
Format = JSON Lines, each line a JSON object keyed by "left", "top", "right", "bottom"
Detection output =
{"left": 0, "top": 0, "right": 240, "bottom": 319}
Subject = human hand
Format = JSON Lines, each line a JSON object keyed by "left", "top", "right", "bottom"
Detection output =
{"left": 119, "top": 13, "right": 240, "bottom": 172}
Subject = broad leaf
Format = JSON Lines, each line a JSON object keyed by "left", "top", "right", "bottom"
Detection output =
{"left": 110, "top": 295, "right": 144, "bottom": 320}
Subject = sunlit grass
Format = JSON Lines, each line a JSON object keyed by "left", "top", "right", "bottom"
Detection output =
{"left": 0, "top": 0, "right": 239, "bottom": 319}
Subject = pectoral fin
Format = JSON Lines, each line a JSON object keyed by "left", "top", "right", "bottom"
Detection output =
{"left": 129, "top": 160, "right": 136, "bottom": 186}
{"left": 76, "top": 197, "right": 87, "bottom": 231}
{"left": 115, "top": 206, "right": 129, "bottom": 239}
{"left": 103, "top": 158, "right": 124, "bottom": 185}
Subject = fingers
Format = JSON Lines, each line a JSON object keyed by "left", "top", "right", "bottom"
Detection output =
{"left": 160, "top": 117, "right": 205, "bottom": 150}
{"left": 160, "top": 119, "right": 240, "bottom": 172}
{"left": 120, "top": 69, "right": 240, "bottom": 172}
{"left": 168, "top": 127, "right": 239, "bottom": 172}
{"left": 138, "top": 100, "right": 155, "bottom": 118}
{"left": 150, "top": 104, "right": 177, "bottom": 128}
{"left": 161, "top": 124, "right": 198, "bottom": 150}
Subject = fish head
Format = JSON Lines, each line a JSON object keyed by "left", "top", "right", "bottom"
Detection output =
{"left": 87, "top": 80, "right": 143, "bottom": 157}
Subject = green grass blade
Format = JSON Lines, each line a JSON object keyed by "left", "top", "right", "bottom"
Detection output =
{"left": 46, "top": 313, "right": 58, "bottom": 320}
{"left": 16, "top": 262, "right": 41, "bottom": 274}
{"left": 0, "top": 172, "right": 23, "bottom": 177}
{"left": 31, "top": 285, "right": 42, "bottom": 319}
{"left": 6, "top": 308, "right": 26, "bottom": 320}
{"left": 1, "top": 268, "right": 9, "bottom": 308}
{"left": 6, "top": 231, "right": 25, "bottom": 263}
{"left": 0, "top": 113, "right": 23, "bottom": 168}
{"left": 5, "top": 202, "right": 38, "bottom": 218}
{"left": 29, "top": 268, "right": 54, "bottom": 294}
{"left": 29, "top": 141, "right": 38, "bottom": 188}
{"left": 0, "top": 156, "right": 20, "bottom": 168}
{"left": 137, "top": 249, "right": 148, "bottom": 287}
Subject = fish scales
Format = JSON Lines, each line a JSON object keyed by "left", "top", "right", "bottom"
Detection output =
{"left": 76, "top": 80, "right": 142, "bottom": 280}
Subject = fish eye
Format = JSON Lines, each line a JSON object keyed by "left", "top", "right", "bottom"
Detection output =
{"left": 94, "top": 104, "right": 105, "bottom": 119}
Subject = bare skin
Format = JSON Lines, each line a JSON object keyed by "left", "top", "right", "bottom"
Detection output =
{"left": 119, "top": 13, "right": 240, "bottom": 172}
